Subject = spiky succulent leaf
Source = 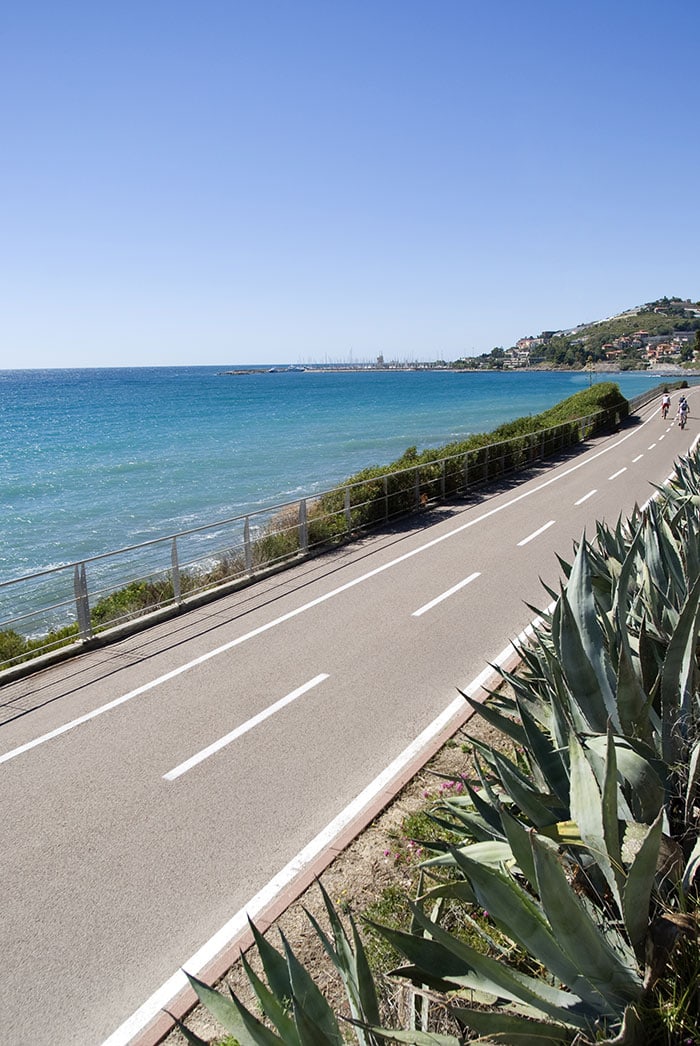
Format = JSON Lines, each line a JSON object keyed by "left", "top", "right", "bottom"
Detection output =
{"left": 450, "top": 847, "right": 617, "bottom": 1015}
{"left": 280, "top": 929, "right": 344, "bottom": 1045}
{"left": 372, "top": 912, "right": 591, "bottom": 1029}
{"left": 660, "top": 572, "right": 700, "bottom": 763}
{"left": 362, "top": 1029, "right": 460, "bottom": 1045}
{"left": 170, "top": 1016, "right": 210, "bottom": 1046}
{"left": 685, "top": 740, "right": 700, "bottom": 822}
{"left": 569, "top": 728, "right": 624, "bottom": 909}
{"left": 622, "top": 810, "right": 663, "bottom": 956}
{"left": 420, "top": 839, "right": 513, "bottom": 871}
{"left": 308, "top": 880, "right": 380, "bottom": 1036}
{"left": 489, "top": 747, "right": 561, "bottom": 828}
{"left": 458, "top": 686, "right": 529, "bottom": 747}
{"left": 584, "top": 735, "right": 664, "bottom": 824}
{"left": 517, "top": 698, "right": 570, "bottom": 805}
{"left": 565, "top": 539, "right": 618, "bottom": 723}
{"left": 451, "top": 1006, "right": 574, "bottom": 1043}
{"left": 555, "top": 589, "right": 617, "bottom": 732}
{"left": 531, "top": 834, "right": 642, "bottom": 1009}
{"left": 682, "top": 836, "right": 700, "bottom": 894}
{"left": 185, "top": 971, "right": 283, "bottom": 1045}
{"left": 248, "top": 917, "right": 293, "bottom": 1003}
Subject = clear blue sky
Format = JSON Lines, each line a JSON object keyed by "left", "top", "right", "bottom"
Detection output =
{"left": 2, "top": 1, "right": 699, "bottom": 367}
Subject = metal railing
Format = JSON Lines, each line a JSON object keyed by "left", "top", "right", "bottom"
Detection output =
{"left": 0, "top": 405, "right": 621, "bottom": 676}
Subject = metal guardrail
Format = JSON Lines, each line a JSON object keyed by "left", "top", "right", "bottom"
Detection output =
{"left": 0, "top": 405, "right": 623, "bottom": 676}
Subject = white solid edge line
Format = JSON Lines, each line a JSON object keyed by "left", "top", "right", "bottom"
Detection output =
{"left": 100, "top": 608, "right": 556, "bottom": 1046}
{"left": 574, "top": 489, "right": 597, "bottom": 505}
{"left": 412, "top": 571, "right": 481, "bottom": 617}
{"left": 163, "top": 674, "right": 329, "bottom": 781}
{"left": 517, "top": 519, "right": 555, "bottom": 547}
{"left": 0, "top": 409, "right": 659, "bottom": 770}
{"left": 608, "top": 466, "right": 627, "bottom": 480}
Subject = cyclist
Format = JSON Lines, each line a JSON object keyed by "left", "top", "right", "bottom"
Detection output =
{"left": 661, "top": 393, "right": 671, "bottom": 419}
{"left": 677, "top": 396, "right": 689, "bottom": 429}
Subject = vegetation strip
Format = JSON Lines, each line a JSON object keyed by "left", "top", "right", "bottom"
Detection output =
{"left": 1, "top": 383, "right": 631, "bottom": 677}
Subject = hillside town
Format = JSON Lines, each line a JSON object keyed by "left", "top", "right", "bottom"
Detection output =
{"left": 458, "top": 295, "right": 700, "bottom": 371}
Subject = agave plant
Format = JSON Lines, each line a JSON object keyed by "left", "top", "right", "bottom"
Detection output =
{"left": 174, "top": 880, "right": 383, "bottom": 1046}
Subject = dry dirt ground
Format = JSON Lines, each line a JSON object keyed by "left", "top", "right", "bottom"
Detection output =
{"left": 163, "top": 709, "right": 505, "bottom": 1045}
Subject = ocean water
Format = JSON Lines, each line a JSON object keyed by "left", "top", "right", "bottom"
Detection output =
{"left": 0, "top": 366, "right": 664, "bottom": 585}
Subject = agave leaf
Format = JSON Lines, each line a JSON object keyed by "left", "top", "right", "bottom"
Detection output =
{"left": 567, "top": 727, "right": 624, "bottom": 906}
{"left": 685, "top": 740, "right": 700, "bottom": 822}
{"left": 622, "top": 810, "right": 663, "bottom": 957}
{"left": 240, "top": 952, "right": 301, "bottom": 1044}
{"left": 517, "top": 698, "right": 570, "bottom": 806}
{"left": 291, "top": 994, "right": 342, "bottom": 1046}
{"left": 372, "top": 915, "right": 590, "bottom": 1028}
{"left": 555, "top": 588, "right": 618, "bottom": 732}
{"left": 248, "top": 917, "right": 293, "bottom": 1003}
{"left": 490, "top": 747, "right": 562, "bottom": 828}
{"left": 280, "top": 929, "right": 344, "bottom": 1045}
{"left": 310, "top": 881, "right": 380, "bottom": 1034}
{"left": 659, "top": 572, "right": 700, "bottom": 763}
{"left": 451, "top": 1005, "right": 575, "bottom": 1043}
{"left": 585, "top": 735, "right": 664, "bottom": 824}
{"left": 637, "top": 617, "right": 662, "bottom": 700}
{"left": 428, "top": 804, "right": 497, "bottom": 843}
{"left": 641, "top": 507, "right": 667, "bottom": 599}
{"left": 615, "top": 637, "right": 653, "bottom": 744}
{"left": 461, "top": 769, "right": 506, "bottom": 836}
{"left": 531, "top": 834, "right": 642, "bottom": 1009}
{"left": 565, "top": 539, "right": 618, "bottom": 720}
{"left": 185, "top": 971, "right": 283, "bottom": 1045}
{"left": 680, "top": 504, "right": 700, "bottom": 582}
{"left": 420, "top": 839, "right": 514, "bottom": 870}
{"left": 458, "top": 687, "right": 529, "bottom": 747}
{"left": 655, "top": 512, "right": 686, "bottom": 597}
{"left": 682, "top": 836, "right": 700, "bottom": 894}
{"left": 500, "top": 808, "right": 538, "bottom": 887}
{"left": 415, "top": 879, "right": 477, "bottom": 905}
{"left": 348, "top": 914, "right": 382, "bottom": 1037}
{"left": 361, "top": 1028, "right": 460, "bottom": 1045}
{"left": 170, "top": 1016, "right": 210, "bottom": 1046}
{"left": 452, "top": 846, "right": 625, "bottom": 1016}
{"left": 546, "top": 675, "right": 575, "bottom": 755}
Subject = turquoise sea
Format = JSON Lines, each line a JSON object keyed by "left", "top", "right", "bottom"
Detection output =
{"left": 0, "top": 366, "right": 666, "bottom": 585}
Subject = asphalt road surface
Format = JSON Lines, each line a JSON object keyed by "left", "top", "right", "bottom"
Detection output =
{"left": 0, "top": 394, "right": 697, "bottom": 1045}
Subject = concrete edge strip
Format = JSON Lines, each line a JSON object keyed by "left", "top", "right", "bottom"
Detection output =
{"left": 105, "top": 617, "right": 550, "bottom": 1046}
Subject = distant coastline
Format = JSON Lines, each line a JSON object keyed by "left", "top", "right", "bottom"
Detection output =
{"left": 220, "top": 362, "right": 698, "bottom": 376}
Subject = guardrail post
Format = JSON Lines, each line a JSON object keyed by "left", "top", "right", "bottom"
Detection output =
{"left": 171, "top": 537, "right": 181, "bottom": 604}
{"left": 383, "top": 475, "right": 389, "bottom": 521}
{"left": 440, "top": 459, "right": 446, "bottom": 499}
{"left": 414, "top": 467, "right": 421, "bottom": 508}
{"left": 74, "top": 563, "right": 92, "bottom": 640}
{"left": 298, "top": 498, "right": 308, "bottom": 552}
{"left": 344, "top": 486, "right": 351, "bottom": 533}
{"left": 484, "top": 444, "right": 490, "bottom": 482}
{"left": 463, "top": 453, "right": 469, "bottom": 493}
{"left": 244, "top": 517, "right": 253, "bottom": 575}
